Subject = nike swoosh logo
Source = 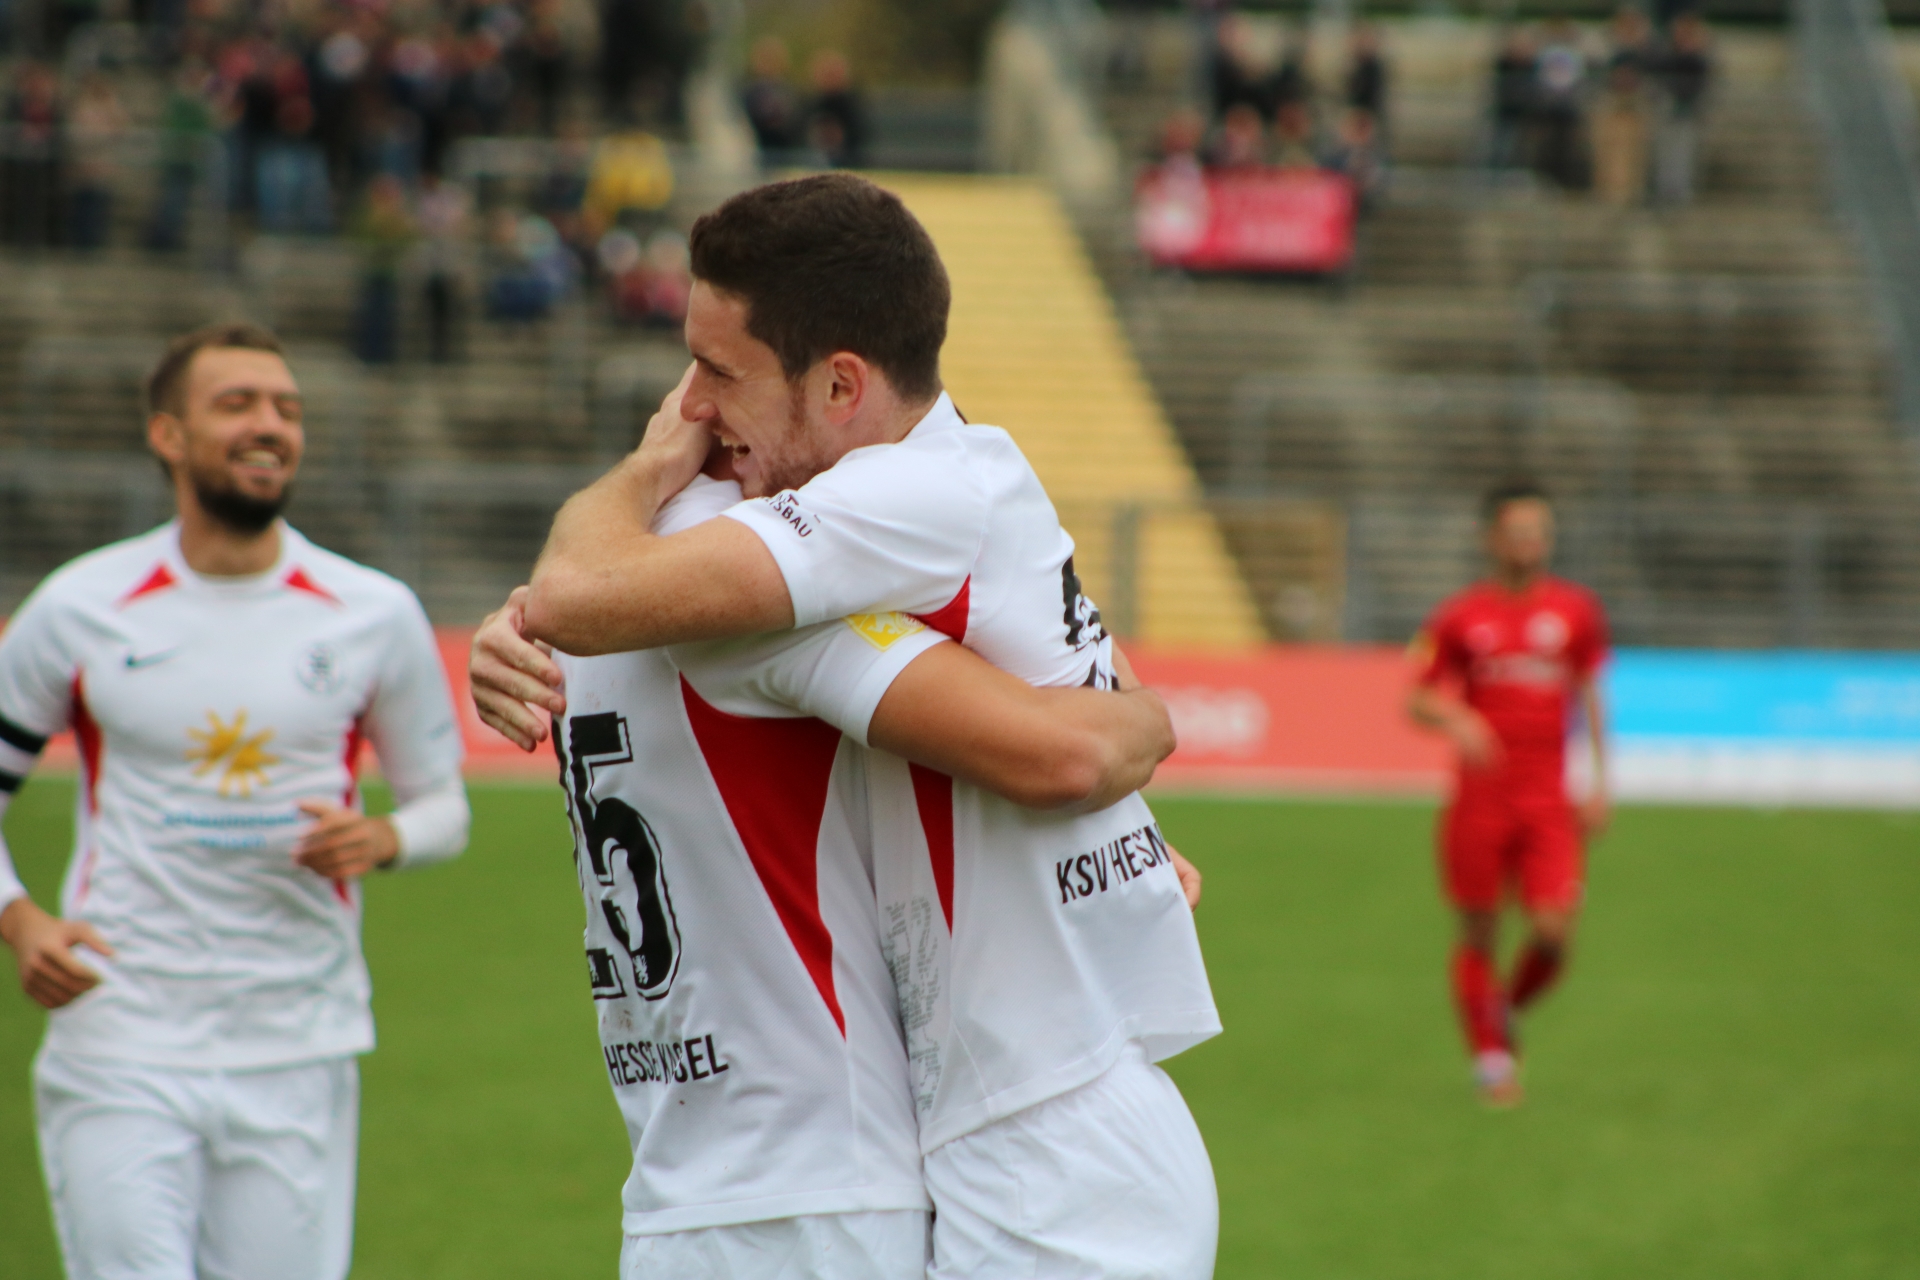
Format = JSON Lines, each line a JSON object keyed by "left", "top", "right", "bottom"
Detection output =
{"left": 124, "top": 649, "right": 181, "bottom": 669}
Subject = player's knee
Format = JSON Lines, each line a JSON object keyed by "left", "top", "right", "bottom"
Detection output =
{"left": 1457, "top": 910, "right": 1499, "bottom": 953}
{"left": 1530, "top": 912, "right": 1575, "bottom": 950}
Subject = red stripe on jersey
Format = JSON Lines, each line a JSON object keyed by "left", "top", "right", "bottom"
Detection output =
{"left": 333, "top": 719, "right": 367, "bottom": 905}
{"left": 70, "top": 673, "right": 101, "bottom": 816}
{"left": 908, "top": 764, "right": 956, "bottom": 930}
{"left": 69, "top": 673, "right": 103, "bottom": 905}
{"left": 679, "top": 677, "right": 847, "bottom": 1035}
{"left": 117, "top": 563, "right": 177, "bottom": 606}
{"left": 913, "top": 577, "right": 971, "bottom": 641}
{"left": 75, "top": 846, "right": 98, "bottom": 904}
{"left": 284, "top": 568, "right": 342, "bottom": 605}
{"left": 340, "top": 717, "right": 367, "bottom": 806}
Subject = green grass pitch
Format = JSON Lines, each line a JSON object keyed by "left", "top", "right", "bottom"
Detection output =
{"left": 3, "top": 778, "right": 1917, "bottom": 1278}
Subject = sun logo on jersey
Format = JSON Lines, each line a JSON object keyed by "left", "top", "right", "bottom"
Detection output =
{"left": 185, "top": 710, "right": 280, "bottom": 797}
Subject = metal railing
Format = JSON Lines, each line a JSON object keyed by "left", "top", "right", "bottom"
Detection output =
{"left": 1052, "top": 494, "right": 1345, "bottom": 643}
{"left": 1796, "top": 0, "right": 1920, "bottom": 433}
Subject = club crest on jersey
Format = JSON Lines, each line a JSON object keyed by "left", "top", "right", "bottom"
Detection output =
{"left": 1061, "top": 557, "right": 1106, "bottom": 651}
{"left": 558, "top": 711, "right": 682, "bottom": 1002}
{"left": 844, "top": 612, "right": 927, "bottom": 651}
{"left": 1526, "top": 611, "right": 1569, "bottom": 654}
{"left": 296, "top": 642, "right": 346, "bottom": 695}
{"left": 185, "top": 710, "right": 279, "bottom": 797}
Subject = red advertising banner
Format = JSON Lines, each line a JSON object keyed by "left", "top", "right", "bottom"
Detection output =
{"left": 1135, "top": 165, "right": 1357, "bottom": 275}
{"left": 1126, "top": 645, "right": 1448, "bottom": 793}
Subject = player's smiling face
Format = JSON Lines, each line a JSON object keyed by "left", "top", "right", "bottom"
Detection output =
{"left": 155, "top": 347, "right": 306, "bottom": 532}
{"left": 680, "top": 281, "right": 840, "bottom": 498}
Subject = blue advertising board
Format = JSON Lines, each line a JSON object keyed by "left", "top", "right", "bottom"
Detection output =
{"left": 1601, "top": 650, "right": 1920, "bottom": 806}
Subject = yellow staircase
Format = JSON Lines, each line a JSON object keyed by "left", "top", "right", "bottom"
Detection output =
{"left": 879, "top": 175, "right": 1264, "bottom": 646}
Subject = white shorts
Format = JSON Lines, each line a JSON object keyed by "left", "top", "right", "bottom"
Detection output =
{"left": 619, "top": 1209, "right": 930, "bottom": 1280}
{"left": 34, "top": 1049, "right": 359, "bottom": 1280}
{"left": 925, "top": 1045, "right": 1218, "bottom": 1280}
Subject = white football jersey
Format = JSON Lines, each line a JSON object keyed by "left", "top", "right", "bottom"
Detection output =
{"left": 727, "top": 394, "right": 1222, "bottom": 1151}
{"left": 0, "top": 522, "right": 464, "bottom": 1070}
{"left": 555, "top": 476, "right": 943, "bottom": 1236}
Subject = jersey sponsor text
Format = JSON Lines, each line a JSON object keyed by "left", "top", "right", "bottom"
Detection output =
{"left": 603, "top": 1033, "right": 731, "bottom": 1088}
{"left": 1055, "top": 823, "right": 1175, "bottom": 904}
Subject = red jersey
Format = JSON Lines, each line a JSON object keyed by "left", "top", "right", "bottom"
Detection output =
{"left": 1411, "top": 575, "right": 1608, "bottom": 799}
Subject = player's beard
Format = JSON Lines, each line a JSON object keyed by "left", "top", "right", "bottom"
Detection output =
{"left": 191, "top": 464, "right": 292, "bottom": 534}
{"left": 749, "top": 380, "right": 835, "bottom": 496}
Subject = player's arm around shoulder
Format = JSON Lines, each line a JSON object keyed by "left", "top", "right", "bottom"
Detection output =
{"left": 523, "top": 378, "right": 794, "bottom": 654}
{"left": 866, "top": 640, "right": 1176, "bottom": 814}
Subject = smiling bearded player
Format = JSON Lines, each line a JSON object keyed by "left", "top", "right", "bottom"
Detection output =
{"left": 471, "top": 173, "right": 1220, "bottom": 1279}
{"left": 1408, "top": 480, "right": 1610, "bottom": 1108}
{"left": 0, "top": 324, "right": 470, "bottom": 1280}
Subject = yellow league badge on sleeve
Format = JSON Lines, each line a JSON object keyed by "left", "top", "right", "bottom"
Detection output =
{"left": 844, "top": 613, "right": 928, "bottom": 651}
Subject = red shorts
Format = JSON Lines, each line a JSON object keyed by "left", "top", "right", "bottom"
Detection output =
{"left": 1439, "top": 792, "right": 1584, "bottom": 913}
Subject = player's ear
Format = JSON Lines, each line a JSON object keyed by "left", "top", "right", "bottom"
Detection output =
{"left": 818, "top": 351, "right": 868, "bottom": 427}
{"left": 147, "top": 412, "right": 187, "bottom": 471}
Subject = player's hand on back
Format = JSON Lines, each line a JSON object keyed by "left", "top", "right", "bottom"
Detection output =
{"left": 294, "top": 802, "right": 400, "bottom": 878}
{"left": 471, "top": 586, "right": 566, "bottom": 751}
{"left": 0, "top": 897, "right": 114, "bottom": 1010}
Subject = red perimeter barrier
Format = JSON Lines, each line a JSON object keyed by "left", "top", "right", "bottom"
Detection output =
{"left": 445, "top": 630, "right": 1448, "bottom": 793}
{"left": 21, "top": 629, "right": 1448, "bottom": 792}
{"left": 1128, "top": 646, "right": 1447, "bottom": 793}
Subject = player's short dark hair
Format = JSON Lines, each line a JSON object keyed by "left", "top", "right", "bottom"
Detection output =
{"left": 146, "top": 322, "right": 286, "bottom": 418}
{"left": 1482, "top": 478, "right": 1552, "bottom": 523}
{"left": 688, "top": 173, "right": 949, "bottom": 402}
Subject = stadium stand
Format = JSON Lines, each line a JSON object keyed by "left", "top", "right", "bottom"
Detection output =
{"left": 7, "top": 11, "right": 1920, "bottom": 652}
{"left": 1081, "top": 17, "right": 1920, "bottom": 649}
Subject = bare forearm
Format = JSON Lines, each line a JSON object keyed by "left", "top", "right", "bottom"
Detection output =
{"left": 524, "top": 468, "right": 794, "bottom": 654}
{"left": 524, "top": 458, "right": 672, "bottom": 652}
{"left": 1408, "top": 686, "right": 1455, "bottom": 730}
{"left": 1583, "top": 683, "right": 1608, "bottom": 791}
{"left": 0, "top": 893, "right": 34, "bottom": 951}
{"left": 1045, "top": 685, "right": 1175, "bottom": 812}
{"left": 868, "top": 645, "right": 1174, "bottom": 812}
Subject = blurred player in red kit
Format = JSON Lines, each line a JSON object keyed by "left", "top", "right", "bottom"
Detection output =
{"left": 1407, "top": 481, "right": 1609, "bottom": 1107}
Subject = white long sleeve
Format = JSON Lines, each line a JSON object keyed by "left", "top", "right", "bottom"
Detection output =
{"left": 386, "top": 775, "right": 471, "bottom": 869}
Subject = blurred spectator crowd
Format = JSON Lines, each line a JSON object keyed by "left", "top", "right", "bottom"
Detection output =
{"left": 739, "top": 34, "right": 866, "bottom": 170}
{"left": 0, "top": 0, "right": 704, "bottom": 359}
{"left": 1488, "top": 8, "right": 1713, "bottom": 206}
{"left": 1153, "top": 15, "right": 1390, "bottom": 212}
